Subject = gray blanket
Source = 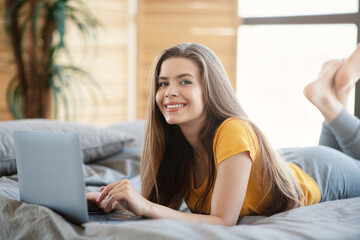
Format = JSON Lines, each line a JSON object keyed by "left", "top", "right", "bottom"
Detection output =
{"left": 1, "top": 152, "right": 360, "bottom": 240}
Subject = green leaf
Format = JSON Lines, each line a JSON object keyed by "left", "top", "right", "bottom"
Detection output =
{"left": 54, "top": 0, "right": 66, "bottom": 48}
{"left": 13, "top": 86, "right": 24, "bottom": 119}
{"left": 61, "top": 71, "right": 82, "bottom": 120}
{"left": 49, "top": 77, "right": 60, "bottom": 119}
{"left": 19, "top": 15, "right": 31, "bottom": 52}
{"left": 6, "top": 75, "right": 24, "bottom": 119}
{"left": 51, "top": 64, "right": 81, "bottom": 120}
{"left": 32, "top": 1, "right": 46, "bottom": 42}
{"left": 4, "top": 0, "right": 26, "bottom": 34}
{"left": 4, "top": 0, "right": 102, "bottom": 120}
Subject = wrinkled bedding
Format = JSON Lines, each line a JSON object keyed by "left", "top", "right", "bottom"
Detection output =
{"left": 1, "top": 119, "right": 360, "bottom": 240}
{"left": 1, "top": 150, "right": 360, "bottom": 240}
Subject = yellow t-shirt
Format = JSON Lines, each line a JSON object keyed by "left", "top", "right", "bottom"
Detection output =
{"left": 185, "top": 118, "right": 321, "bottom": 217}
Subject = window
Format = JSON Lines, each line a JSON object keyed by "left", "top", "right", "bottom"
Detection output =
{"left": 237, "top": 0, "right": 359, "bottom": 148}
{"left": 239, "top": 0, "right": 358, "bottom": 17}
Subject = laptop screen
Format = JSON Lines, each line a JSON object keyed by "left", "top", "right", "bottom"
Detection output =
{"left": 14, "top": 130, "right": 89, "bottom": 224}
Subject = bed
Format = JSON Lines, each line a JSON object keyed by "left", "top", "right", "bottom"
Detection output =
{"left": 0, "top": 119, "right": 359, "bottom": 240}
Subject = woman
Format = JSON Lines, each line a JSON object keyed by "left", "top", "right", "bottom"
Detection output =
{"left": 88, "top": 43, "right": 360, "bottom": 226}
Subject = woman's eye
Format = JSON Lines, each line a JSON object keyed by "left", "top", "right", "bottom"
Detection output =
{"left": 180, "top": 80, "right": 191, "bottom": 85}
{"left": 158, "top": 82, "right": 168, "bottom": 87}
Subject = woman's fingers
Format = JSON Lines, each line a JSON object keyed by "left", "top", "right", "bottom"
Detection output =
{"left": 103, "top": 192, "right": 122, "bottom": 212}
{"left": 96, "top": 180, "right": 129, "bottom": 211}
{"left": 94, "top": 179, "right": 145, "bottom": 214}
{"left": 103, "top": 186, "right": 129, "bottom": 212}
{"left": 87, "top": 192, "right": 106, "bottom": 211}
{"left": 96, "top": 182, "right": 118, "bottom": 203}
{"left": 86, "top": 192, "right": 100, "bottom": 201}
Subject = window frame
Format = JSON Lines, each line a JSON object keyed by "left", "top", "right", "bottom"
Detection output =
{"left": 239, "top": 1, "right": 360, "bottom": 117}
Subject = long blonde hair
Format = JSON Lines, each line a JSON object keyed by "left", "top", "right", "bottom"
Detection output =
{"left": 141, "top": 42, "right": 303, "bottom": 214}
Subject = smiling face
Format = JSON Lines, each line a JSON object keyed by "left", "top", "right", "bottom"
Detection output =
{"left": 155, "top": 57, "right": 206, "bottom": 129}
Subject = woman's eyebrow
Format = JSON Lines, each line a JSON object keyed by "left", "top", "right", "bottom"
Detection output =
{"left": 176, "top": 73, "right": 194, "bottom": 79}
{"left": 158, "top": 76, "right": 168, "bottom": 81}
{"left": 158, "top": 73, "right": 194, "bottom": 80}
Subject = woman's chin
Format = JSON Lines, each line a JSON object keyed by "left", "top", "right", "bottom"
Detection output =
{"left": 165, "top": 118, "right": 178, "bottom": 125}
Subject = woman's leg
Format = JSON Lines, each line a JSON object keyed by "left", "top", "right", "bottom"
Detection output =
{"left": 303, "top": 59, "right": 344, "bottom": 123}
{"left": 326, "top": 108, "right": 360, "bottom": 160}
{"left": 335, "top": 44, "right": 360, "bottom": 107}
{"left": 304, "top": 45, "right": 360, "bottom": 158}
{"left": 318, "top": 121, "right": 341, "bottom": 151}
{"left": 327, "top": 44, "right": 360, "bottom": 159}
{"left": 285, "top": 46, "right": 360, "bottom": 202}
{"left": 281, "top": 146, "right": 360, "bottom": 202}
{"left": 304, "top": 59, "right": 344, "bottom": 150}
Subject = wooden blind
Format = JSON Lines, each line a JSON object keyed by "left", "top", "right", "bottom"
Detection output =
{"left": 136, "top": 0, "right": 239, "bottom": 118}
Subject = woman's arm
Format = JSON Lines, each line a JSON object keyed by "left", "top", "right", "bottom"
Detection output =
{"left": 145, "top": 151, "right": 252, "bottom": 226}
{"left": 210, "top": 151, "right": 252, "bottom": 225}
{"left": 95, "top": 151, "right": 252, "bottom": 226}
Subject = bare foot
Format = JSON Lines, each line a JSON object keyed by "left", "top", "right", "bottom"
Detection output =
{"left": 335, "top": 44, "right": 360, "bottom": 105}
{"left": 304, "top": 60, "right": 341, "bottom": 106}
{"left": 304, "top": 60, "right": 344, "bottom": 122}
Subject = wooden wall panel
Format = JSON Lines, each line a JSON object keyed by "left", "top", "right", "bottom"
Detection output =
{"left": 136, "top": 0, "right": 239, "bottom": 118}
{"left": 0, "top": 0, "right": 15, "bottom": 121}
{"left": 58, "top": 0, "right": 131, "bottom": 126}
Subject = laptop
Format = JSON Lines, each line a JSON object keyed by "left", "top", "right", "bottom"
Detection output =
{"left": 14, "top": 130, "right": 141, "bottom": 225}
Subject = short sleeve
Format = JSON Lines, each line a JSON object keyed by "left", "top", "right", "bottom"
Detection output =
{"left": 213, "top": 118, "right": 258, "bottom": 167}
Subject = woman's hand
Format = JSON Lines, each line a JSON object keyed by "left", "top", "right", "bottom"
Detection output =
{"left": 86, "top": 191, "right": 111, "bottom": 211}
{"left": 96, "top": 179, "right": 151, "bottom": 216}
{"left": 87, "top": 191, "right": 101, "bottom": 203}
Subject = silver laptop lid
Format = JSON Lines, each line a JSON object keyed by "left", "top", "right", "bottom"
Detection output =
{"left": 14, "top": 130, "right": 89, "bottom": 224}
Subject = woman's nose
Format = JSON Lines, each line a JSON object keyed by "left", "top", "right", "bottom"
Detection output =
{"left": 165, "top": 84, "right": 178, "bottom": 97}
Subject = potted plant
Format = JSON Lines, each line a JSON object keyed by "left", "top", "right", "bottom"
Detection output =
{"left": 3, "top": 0, "right": 101, "bottom": 119}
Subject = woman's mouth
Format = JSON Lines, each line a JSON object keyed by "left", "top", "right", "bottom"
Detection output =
{"left": 165, "top": 104, "right": 186, "bottom": 112}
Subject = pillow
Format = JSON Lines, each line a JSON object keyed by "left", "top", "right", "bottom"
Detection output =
{"left": 107, "top": 119, "right": 145, "bottom": 155}
{"left": 0, "top": 119, "right": 134, "bottom": 176}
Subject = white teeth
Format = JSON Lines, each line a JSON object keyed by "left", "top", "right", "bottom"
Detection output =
{"left": 166, "top": 104, "right": 184, "bottom": 109}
